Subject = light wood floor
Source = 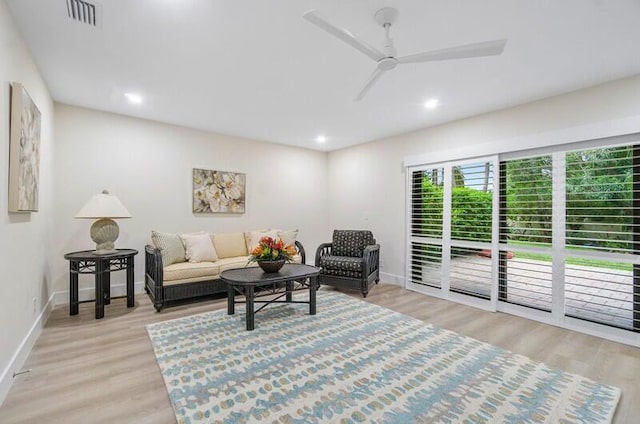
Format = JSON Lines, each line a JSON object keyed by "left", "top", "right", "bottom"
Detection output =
{"left": 1, "top": 283, "right": 638, "bottom": 423}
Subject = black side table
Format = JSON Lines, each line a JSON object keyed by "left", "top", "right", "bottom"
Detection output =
{"left": 64, "top": 249, "right": 138, "bottom": 319}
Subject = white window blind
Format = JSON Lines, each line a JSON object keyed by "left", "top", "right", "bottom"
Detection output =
{"left": 565, "top": 259, "right": 636, "bottom": 329}
{"left": 566, "top": 146, "right": 636, "bottom": 254}
{"left": 451, "top": 162, "right": 493, "bottom": 243}
{"left": 498, "top": 155, "right": 554, "bottom": 311}
{"left": 564, "top": 145, "right": 639, "bottom": 330}
{"left": 409, "top": 168, "right": 444, "bottom": 288}
{"left": 410, "top": 168, "right": 443, "bottom": 238}
{"left": 407, "top": 137, "right": 640, "bottom": 344}
{"left": 408, "top": 242, "right": 442, "bottom": 288}
{"left": 449, "top": 246, "right": 492, "bottom": 299}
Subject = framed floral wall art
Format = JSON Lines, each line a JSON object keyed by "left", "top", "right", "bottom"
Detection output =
{"left": 8, "top": 82, "right": 41, "bottom": 213}
{"left": 192, "top": 168, "right": 246, "bottom": 213}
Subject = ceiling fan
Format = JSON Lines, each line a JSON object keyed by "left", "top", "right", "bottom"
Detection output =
{"left": 303, "top": 7, "right": 507, "bottom": 101}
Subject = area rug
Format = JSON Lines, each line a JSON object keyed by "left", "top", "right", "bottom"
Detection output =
{"left": 146, "top": 291, "right": 620, "bottom": 423}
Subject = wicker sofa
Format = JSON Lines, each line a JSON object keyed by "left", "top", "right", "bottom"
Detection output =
{"left": 145, "top": 229, "right": 305, "bottom": 311}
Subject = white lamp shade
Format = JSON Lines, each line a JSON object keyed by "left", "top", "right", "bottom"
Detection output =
{"left": 75, "top": 190, "right": 132, "bottom": 219}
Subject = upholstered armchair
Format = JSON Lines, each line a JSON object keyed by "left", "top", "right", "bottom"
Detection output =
{"left": 315, "top": 230, "right": 380, "bottom": 297}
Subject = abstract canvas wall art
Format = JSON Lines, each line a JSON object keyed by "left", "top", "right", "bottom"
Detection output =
{"left": 8, "top": 82, "right": 41, "bottom": 213}
{"left": 193, "top": 168, "right": 246, "bottom": 213}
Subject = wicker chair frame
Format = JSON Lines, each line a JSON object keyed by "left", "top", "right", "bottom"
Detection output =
{"left": 315, "top": 238, "right": 380, "bottom": 298}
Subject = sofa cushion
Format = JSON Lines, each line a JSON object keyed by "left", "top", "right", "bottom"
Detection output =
{"left": 163, "top": 275, "right": 220, "bottom": 287}
{"left": 215, "top": 256, "right": 257, "bottom": 273}
{"left": 163, "top": 261, "right": 220, "bottom": 281}
{"left": 213, "top": 232, "right": 248, "bottom": 258}
{"left": 320, "top": 255, "right": 364, "bottom": 278}
{"left": 151, "top": 230, "right": 186, "bottom": 266}
{"left": 180, "top": 232, "right": 219, "bottom": 263}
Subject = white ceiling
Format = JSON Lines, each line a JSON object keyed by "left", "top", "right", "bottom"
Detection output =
{"left": 7, "top": 0, "right": 640, "bottom": 151}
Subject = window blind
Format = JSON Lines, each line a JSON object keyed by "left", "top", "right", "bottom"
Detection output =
{"left": 451, "top": 162, "right": 493, "bottom": 243}
{"left": 410, "top": 168, "right": 443, "bottom": 238}
{"left": 566, "top": 146, "right": 636, "bottom": 254}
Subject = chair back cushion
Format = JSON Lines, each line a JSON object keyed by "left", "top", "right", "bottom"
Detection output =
{"left": 332, "top": 230, "right": 375, "bottom": 257}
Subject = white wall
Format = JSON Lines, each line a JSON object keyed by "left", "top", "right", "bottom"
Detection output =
{"left": 0, "top": 1, "right": 55, "bottom": 403}
{"left": 52, "top": 104, "right": 329, "bottom": 295}
{"left": 327, "top": 75, "right": 640, "bottom": 282}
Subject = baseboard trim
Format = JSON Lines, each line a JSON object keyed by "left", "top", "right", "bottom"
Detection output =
{"left": 1, "top": 281, "right": 147, "bottom": 406}
{"left": 53, "top": 281, "right": 146, "bottom": 306}
{"left": 380, "top": 272, "right": 404, "bottom": 287}
{"left": 0, "top": 292, "right": 55, "bottom": 407}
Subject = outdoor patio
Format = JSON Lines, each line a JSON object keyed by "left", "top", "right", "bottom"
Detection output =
{"left": 423, "top": 255, "right": 636, "bottom": 330}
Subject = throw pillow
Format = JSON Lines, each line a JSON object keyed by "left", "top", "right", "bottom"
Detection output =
{"left": 248, "top": 229, "right": 279, "bottom": 252}
{"left": 180, "top": 233, "right": 219, "bottom": 263}
{"left": 151, "top": 230, "right": 186, "bottom": 266}
{"left": 243, "top": 228, "right": 269, "bottom": 252}
{"left": 278, "top": 229, "right": 299, "bottom": 248}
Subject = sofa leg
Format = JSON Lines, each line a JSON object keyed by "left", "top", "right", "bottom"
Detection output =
{"left": 154, "top": 303, "right": 163, "bottom": 312}
{"left": 375, "top": 278, "right": 380, "bottom": 284}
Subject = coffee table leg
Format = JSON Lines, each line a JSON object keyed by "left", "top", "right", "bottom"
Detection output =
{"left": 286, "top": 281, "right": 293, "bottom": 302}
{"left": 246, "top": 286, "right": 255, "bottom": 331}
{"left": 227, "top": 284, "right": 235, "bottom": 315}
{"left": 309, "top": 276, "right": 316, "bottom": 315}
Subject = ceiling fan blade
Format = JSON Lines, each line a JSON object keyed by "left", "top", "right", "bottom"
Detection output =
{"left": 397, "top": 39, "right": 507, "bottom": 64}
{"left": 354, "top": 68, "right": 386, "bottom": 101}
{"left": 303, "top": 10, "right": 385, "bottom": 62}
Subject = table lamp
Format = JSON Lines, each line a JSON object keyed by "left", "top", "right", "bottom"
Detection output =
{"left": 75, "top": 190, "right": 132, "bottom": 254}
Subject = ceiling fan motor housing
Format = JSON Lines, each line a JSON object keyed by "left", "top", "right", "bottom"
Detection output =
{"left": 374, "top": 7, "right": 398, "bottom": 27}
{"left": 377, "top": 57, "right": 398, "bottom": 71}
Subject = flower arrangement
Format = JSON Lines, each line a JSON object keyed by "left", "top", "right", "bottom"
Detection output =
{"left": 248, "top": 236, "right": 297, "bottom": 263}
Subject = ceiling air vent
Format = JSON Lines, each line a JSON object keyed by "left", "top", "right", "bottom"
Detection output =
{"left": 66, "top": 0, "right": 101, "bottom": 27}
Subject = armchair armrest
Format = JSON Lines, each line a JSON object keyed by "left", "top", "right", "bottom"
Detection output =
{"left": 315, "top": 242, "right": 333, "bottom": 267}
{"left": 363, "top": 244, "right": 380, "bottom": 277}
{"left": 145, "top": 244, "right": 163, "bottom": 288}
{"left": 294, "top": 240, "right": 306, "bottom": 264}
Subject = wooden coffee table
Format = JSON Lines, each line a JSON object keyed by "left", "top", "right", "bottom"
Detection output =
{"left": 221, "top": 264, "right": 320, "bottom": 331}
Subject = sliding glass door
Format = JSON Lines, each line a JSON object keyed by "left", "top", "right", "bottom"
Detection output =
{"left": 407, "top": 137, "right": 640, "bottom": 343}
{"left": 407, "top": 157, "right": 498, "bottom": 308}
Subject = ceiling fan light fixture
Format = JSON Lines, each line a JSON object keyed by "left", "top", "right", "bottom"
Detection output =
{"left": 424, "top": 98, "right": 440, "bottom": 109}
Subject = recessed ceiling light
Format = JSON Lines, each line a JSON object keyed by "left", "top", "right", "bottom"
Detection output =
{"left": 316, "top": 135, "right": 327, "bottom": 143}
{"left": 125, "top": 92, "right": 143, "bottom": 104}
{"left": 424, "top": 98, "right": 439, "bottom": 109}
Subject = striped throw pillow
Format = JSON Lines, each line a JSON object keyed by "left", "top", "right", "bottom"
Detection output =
{"left": 151, "top": 230, "right": 186, "bottom": 266}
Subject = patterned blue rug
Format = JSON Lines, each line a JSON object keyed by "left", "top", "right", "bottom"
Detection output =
{"left": 146, "top": 291, "right": 620, "bottom": 423}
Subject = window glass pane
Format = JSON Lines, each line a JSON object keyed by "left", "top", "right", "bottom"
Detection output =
{"left": 498, "top": 251, "right": 552, "bottom": 311}
{"left": 565, "top": 259, "right": 636, "bottom": 330}
{"left": 500, "top": 156, "right": 552, "bottom": 247}
{"left": 566, "top": 146, "right": 634, "bottom": 254}
{"left": 451, "top": 162, "right": 493, "bottom": 242}
{"left": 449, "top": 246, "right": 491, "bottom": 299}
{"left": 409, "top": 242, "right": 442, "bottom": 288}
{"left": 411, "top": 168, "right": 443, "bottom": 238}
